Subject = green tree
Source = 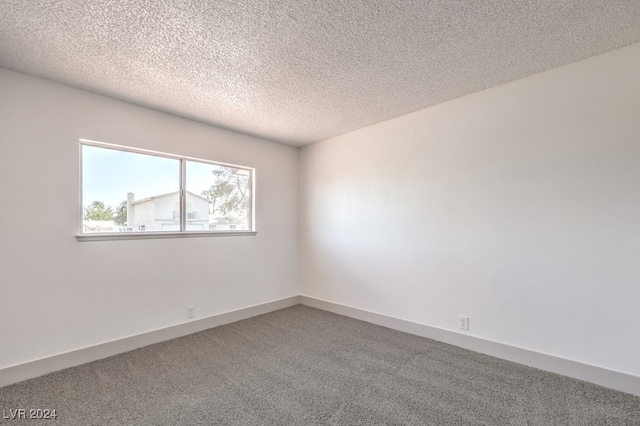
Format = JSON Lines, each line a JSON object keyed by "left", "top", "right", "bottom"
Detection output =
{"left": 83, "top": 201, "right": 115, "bottom": 221}
{"left": 113, "top": 201, "right": 127, "bottom": 226}
{"left": 201, "top": 166, "right": 250, "bottom": 222}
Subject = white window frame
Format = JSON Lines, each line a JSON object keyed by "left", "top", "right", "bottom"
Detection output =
{"left": 77, "top": 139, "right": 256, "bottom": 241}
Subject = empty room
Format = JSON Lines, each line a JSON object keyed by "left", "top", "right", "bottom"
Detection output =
{"left": 1, "top": 1, "right": 639, "bottom": 424}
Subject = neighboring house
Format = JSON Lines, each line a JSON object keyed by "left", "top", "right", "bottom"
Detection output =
{"left": 126, "top": 191, "right": 210, "bottom": 231}
{"left": 208, "top": 219, "right": 247, "bottom": 231}
{"left": 83, "top": 220, "right": 119, "bottom": 233}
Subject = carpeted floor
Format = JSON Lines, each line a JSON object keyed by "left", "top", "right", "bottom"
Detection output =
{"left": 1, "top": 305, "right": 639, "bottom": 425}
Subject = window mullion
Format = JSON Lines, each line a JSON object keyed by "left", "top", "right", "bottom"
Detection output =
{"left": 180, "top": 159, "right": 186, "bottom": 232}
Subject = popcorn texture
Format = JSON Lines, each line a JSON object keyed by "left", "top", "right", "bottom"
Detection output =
{"left": 1, "top": 1, "right": 639, "bottom": 146}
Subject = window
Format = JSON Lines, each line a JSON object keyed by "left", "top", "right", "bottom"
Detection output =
{"left": 80, "top": 140, "right": 254, "bottom": 239}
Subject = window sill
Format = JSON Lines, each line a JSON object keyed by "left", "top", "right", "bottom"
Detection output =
{"left": 76, "top": 231, "right": 257, "bottom": 242}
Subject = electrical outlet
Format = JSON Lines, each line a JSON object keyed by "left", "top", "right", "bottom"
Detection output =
{"left": 187, "top": 305, "right": 196, "bottom": 319}
{"left": 459, "top": 315, "right": 469, "bottom": 331}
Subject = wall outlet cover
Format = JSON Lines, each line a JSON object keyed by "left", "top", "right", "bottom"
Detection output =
{"left": 459, "top": 315, "right": 469, "bottom": 331}
{"left": 187, "top": 305, "right": 196, "bottom": 319}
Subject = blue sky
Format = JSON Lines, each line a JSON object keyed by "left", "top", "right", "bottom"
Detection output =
{"left": 82, "top": 145, "right": 225, "bottom": 208}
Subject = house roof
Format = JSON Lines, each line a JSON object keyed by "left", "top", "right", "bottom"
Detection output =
{"left": 129, "top": 191, "right": 210, "bottom": 206}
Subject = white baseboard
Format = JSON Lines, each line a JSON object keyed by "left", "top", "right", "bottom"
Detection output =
{"left": 0, "top": 296, "right": 300, "bottom": 388}
{"left": 300, "top": 295, "right": 640, "bottom": 397}
{"left": 5, "top": 295, "right": 639, "bottom": 397}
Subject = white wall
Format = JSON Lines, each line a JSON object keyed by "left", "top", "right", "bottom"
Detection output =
{"left": 0, "top": 68, "right": 298, "bottom": 369}
{"left": 299, "top": 42, "right": 640, "bottom": 377}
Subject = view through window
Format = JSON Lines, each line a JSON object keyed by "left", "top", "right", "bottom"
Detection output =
{"left": 81, "top": 141, "right": 253, "bottom": 234}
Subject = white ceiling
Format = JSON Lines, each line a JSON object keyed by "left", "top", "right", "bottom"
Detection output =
{"left": 1, "top": 1, "right": 640, "bottom": 146}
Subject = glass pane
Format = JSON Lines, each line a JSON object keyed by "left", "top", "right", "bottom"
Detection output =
{"left": 186, "top": 161, "right": 252, "bottom": 231}
{"left": 82, "top": 145, "right": 180, "bottom": 233}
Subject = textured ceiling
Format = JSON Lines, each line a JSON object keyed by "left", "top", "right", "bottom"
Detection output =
{"left": 1, "top": 1, "right": 640, "bottom": 146}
